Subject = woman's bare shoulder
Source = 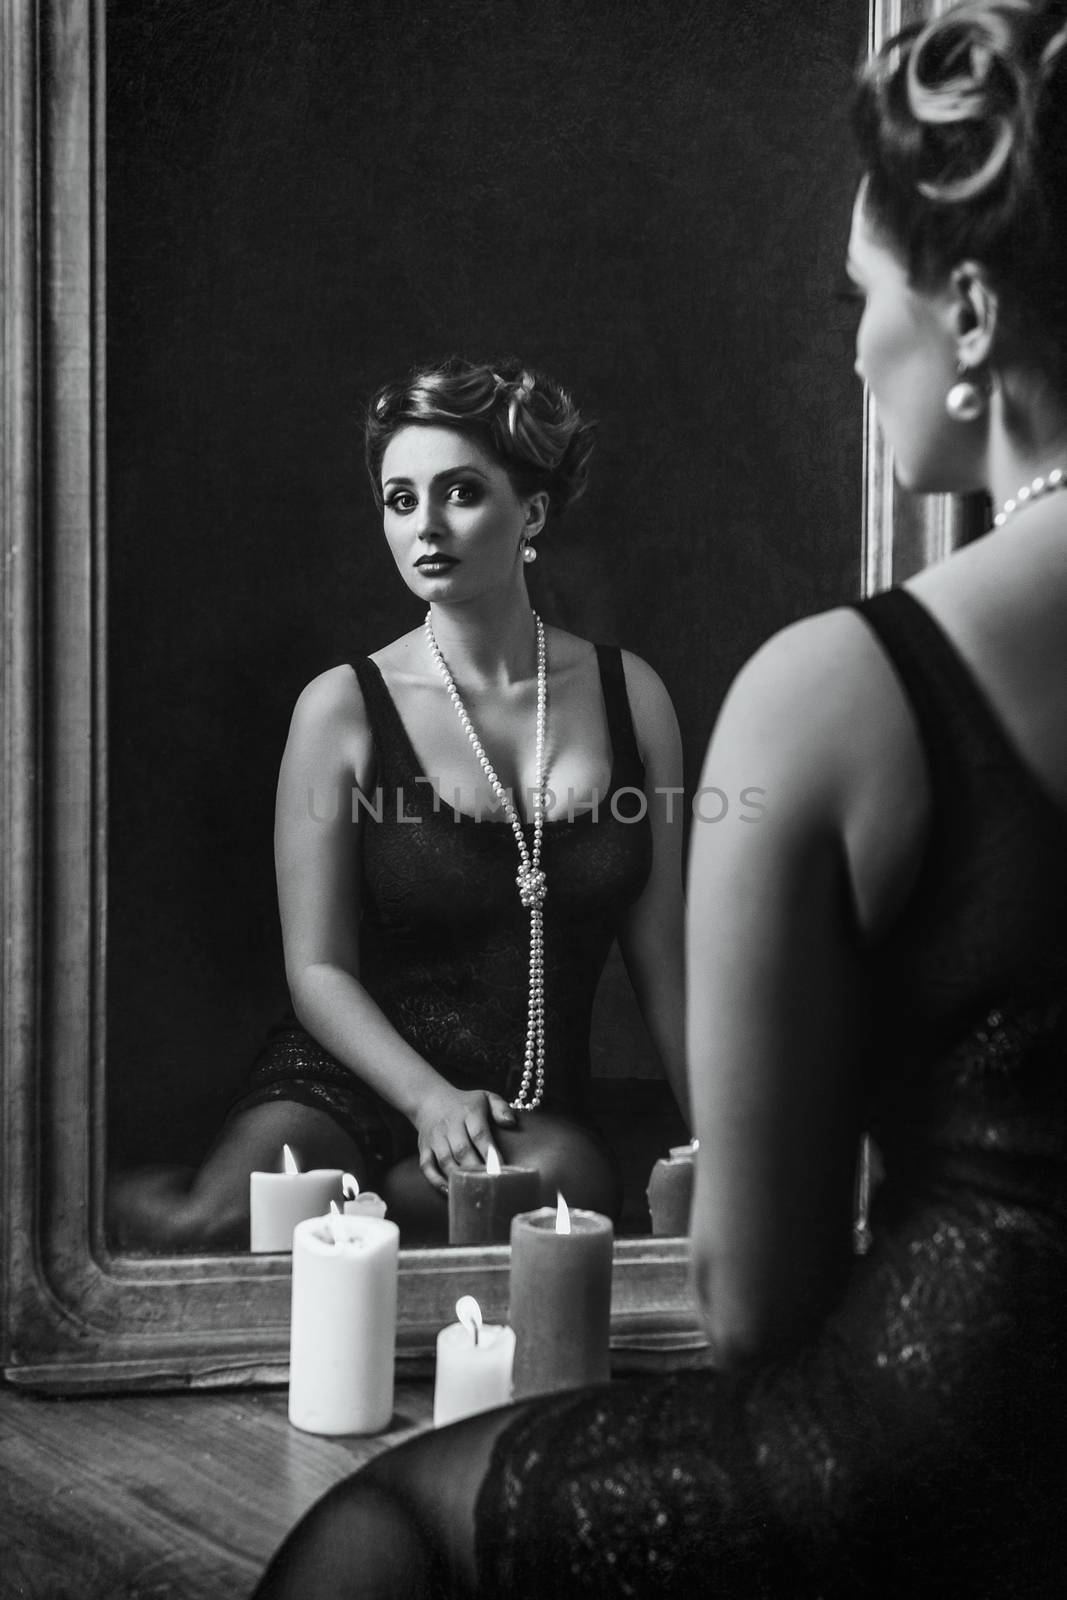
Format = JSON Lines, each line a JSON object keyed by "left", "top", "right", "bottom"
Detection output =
{"left": 284, "top": 666, "right": 376, "bottom": 785}
{"left": 711, "top": 605, "right": 925, "bottom": 814}
{"left": 614, "top": 648, "right": 679, "bottom": 741}
{"left": 278, "top": 666, "right": 373, "bottom": 799}
{"left": 291, "top": 663, "right": 367, "bottom": 730}
{"left": 725, "top": 605, "right": 899, "bottom": 728}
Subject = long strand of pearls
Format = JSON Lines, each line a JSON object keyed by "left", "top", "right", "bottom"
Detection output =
{"left": 424, "top": 611, "right": 548, "bottom": 1111}
{"left": 993, "top": 466, "right": 1067, "bottom": 527}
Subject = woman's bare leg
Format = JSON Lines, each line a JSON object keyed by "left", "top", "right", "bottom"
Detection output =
{"left": 106, "top": 1100, "right": 372, "bottom": 1251}
{"left": 252, "top": 1402, "right": 527, "bottom": 1600}
{"left": 496, "top": 1111, "right": 623, "bottom": 1218}
{"left": 381, "top": 1159, "right": 450, "bottom": 1245}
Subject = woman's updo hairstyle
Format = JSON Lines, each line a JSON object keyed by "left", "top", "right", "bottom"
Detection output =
{"left": 364, "top": 356, "right": 595, "bottom": 516}
{"left": 854, "top": 0, "right": 1067, "bottom": 387}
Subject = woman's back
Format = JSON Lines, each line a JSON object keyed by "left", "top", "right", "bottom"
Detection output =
{"left": 471, "top": 576, "right": 1067, "bottom": 1598}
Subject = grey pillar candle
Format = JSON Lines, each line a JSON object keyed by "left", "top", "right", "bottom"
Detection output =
{"left": 646, "top": 1142, "right": 697, "bottom": 1235}
{"left": 448, "top": 1156, "right": 541, "bottom": 1245}
{"left": 509, "top": 1201, "right": 614, "bottom": 1398}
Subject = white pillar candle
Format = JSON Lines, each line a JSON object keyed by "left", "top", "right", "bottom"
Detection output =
{"left": 288, "top": 1210, "right": 400, "bottom": 1436}
{"left": 249, "top": 1145, "right": 346, "bottom": 1252}
{"left": 433, "top": 1296, "right": 516, "bottom": 1427}
{"left": 342, "top": 1171, "right": 388, "bottom": 1221}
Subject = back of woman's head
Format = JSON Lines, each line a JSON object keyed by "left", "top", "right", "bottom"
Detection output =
{"left": 854, "top": 0, "right": 1067, "bottom": 388}
{"left": 364, "top": 357, "right": 595, "bottom": 515}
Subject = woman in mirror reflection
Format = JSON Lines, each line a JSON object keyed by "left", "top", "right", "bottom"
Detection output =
{"left": 254, "top": 2, "right": 1067, "bottom": 1594}
{"left": 108, "top": 357, "right": 689, "bottom": 1251}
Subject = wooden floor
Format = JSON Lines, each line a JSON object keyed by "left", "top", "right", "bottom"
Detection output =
{"left": 0, "top": 1378, "right": 435, "bottom": 1600}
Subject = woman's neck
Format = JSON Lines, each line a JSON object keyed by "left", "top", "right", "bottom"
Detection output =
{"left": 425, "top": 589, "right": 539, "bottom": 689}
{"left": 986, "top": 389, "right": 1067, "bottom": 513}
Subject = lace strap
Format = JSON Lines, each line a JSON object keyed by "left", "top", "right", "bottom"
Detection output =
{"left": 348, "top": 657, "right": 424, "bottom": 788}
{"left": 595, "top": 645, "right": 644, "bottom": 782}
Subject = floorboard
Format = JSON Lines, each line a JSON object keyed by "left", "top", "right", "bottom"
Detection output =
{"left": 0, "top": 1379, "right": 434, "bottom": 1600}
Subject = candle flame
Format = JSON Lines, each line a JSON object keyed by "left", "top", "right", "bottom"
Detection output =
{"left": 282, "top": 1143, "right": 299, "bottom": 1175}
{"left": 325, "top": 1200, "right": 344, "bottom": 1245}
{"left": 485, "top": 1145, "right": 502, "bottom": 1176}
{"left": 456, "top": 1295, "right": 483, "bottom": 1346}
{"left": 555, "top": 1191, "right": 571, "bottom": 1235}
{"left": 342, "top": 1171, "right": 359, "bottom": 1199}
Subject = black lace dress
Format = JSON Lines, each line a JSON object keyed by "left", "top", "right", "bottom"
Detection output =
{"left": 231, "top": 645, "right": 653, "bottom": 1176}
{"left": 474, "top": 588, "right": 1067, "bottom": 1598}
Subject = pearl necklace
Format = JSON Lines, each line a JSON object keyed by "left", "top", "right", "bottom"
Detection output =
{"left": 423, "top": 611, "right": 549, "bottom": 1111}
{"left": 993, "top": 466, "right": 1067, "bottom": 528}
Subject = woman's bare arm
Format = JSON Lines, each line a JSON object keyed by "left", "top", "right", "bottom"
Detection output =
{"left": 686, "top": 613, "right": 882, "bottom": 1368}
{"left": 275, "top": 667, "right": 516, "bottom": 1192}
{"left": 616, "top": 653, "right": 690, "bottom": 1125}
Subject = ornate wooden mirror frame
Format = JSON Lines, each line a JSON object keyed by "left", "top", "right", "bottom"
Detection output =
{"left": 2, "top": 0, "right": 967, "bottom": 1392}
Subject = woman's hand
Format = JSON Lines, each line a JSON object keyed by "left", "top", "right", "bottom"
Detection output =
{"left": 414, "top": 1087, "right": 518, "bottom": 1194}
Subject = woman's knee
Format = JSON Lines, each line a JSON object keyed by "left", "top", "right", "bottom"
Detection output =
{"left": 381, "top": 1156, "right": 448, "bottom": 1245}
{"left": 106, "top": 1165, "right": 246, "bottom": 1252}
{"left": 362, "top": 1408, "right": 519, "bottom": 1596}
{"left": 499, "top": 1119, "right": 622, "bottom": 1217}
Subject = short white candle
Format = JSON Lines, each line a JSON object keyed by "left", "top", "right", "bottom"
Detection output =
{"left": 249, "top": 1144, "right": 345, "bottom": 1253}
{"left": 288, "top": 1208, "right": 400, "bottom": 1436}
{"left": 342, "top": 1170, "right": 388, "bottom": 1220}
{"left": 433, "top": 1296, "right": 516, "bottom": 1427}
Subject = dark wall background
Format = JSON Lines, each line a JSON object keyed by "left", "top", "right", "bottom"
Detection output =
{"left": 106, "top": 0, "right": 865, "bottom": 1169}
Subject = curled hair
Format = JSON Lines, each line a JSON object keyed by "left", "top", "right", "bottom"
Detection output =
{"left": 364, "top": 357, "right": 595, "bottom": 515}
{"left": 853, "top": 0, "right": 1067, "bottom": 387}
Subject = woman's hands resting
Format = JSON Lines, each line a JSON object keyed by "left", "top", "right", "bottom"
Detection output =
{"left": 413, "top": 1085, "right": 518, "bottom": 1194}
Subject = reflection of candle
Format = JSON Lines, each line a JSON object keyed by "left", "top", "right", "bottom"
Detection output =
{"left": 448, "top": 1144, "right": 540, "bottom": 1245}
{"left": 288, "top": 1209, "right": 400, "bottom": 1435}
{"left": 249, "top": 1144, "right": 345, "bottom": 1253}
{"left": 647, "top": 1141, "right": 697, "bottom": 1236}
{"left": 342, "top": 1171, "right": 388, "bottom": 1220}
{"left": 509, "top": 1194, "right": 614, "bottom": 1399}
{"left": 433, "top": 1295, "right": 516, "bottom": 1426}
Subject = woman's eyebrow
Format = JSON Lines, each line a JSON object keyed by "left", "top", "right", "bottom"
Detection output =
{"left": 383, "top": 464, "right": 490, "bottom": 490}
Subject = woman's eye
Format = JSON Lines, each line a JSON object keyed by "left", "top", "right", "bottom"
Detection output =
{"left": 385, "top": 491, "right": 416, "bottom": 513}
{"left": 449, "top": 481, "right": 481, "bottom": 505}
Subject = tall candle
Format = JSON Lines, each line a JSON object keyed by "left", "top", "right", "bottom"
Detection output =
{"left": 448, "top": 1144, "right": 540, "bottom": 1245}
{"left": 509, "top": 1194, "right": 614, "bottom": 1399}
{"left": 288, "top": 1209, "right": 400, "bottom": 1435}
{"left": 342, "top": 1171, "right": 388, "bottom": 1221}
{"left": 646, "top": 1139, "right": 698, "bottom": 1236}
{"left": 249, "top": 1144, "right": 346, "bottom": 1252}
{"left": 433, "top": 1295, "right": 516, "bottom": 1426}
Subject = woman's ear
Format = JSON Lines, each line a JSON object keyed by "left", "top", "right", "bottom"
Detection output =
{"left": 523, "top": 491, "right": 549, "bottom": 539}
{"left": 949, "top": 260, "right": 999, "bottom": 370}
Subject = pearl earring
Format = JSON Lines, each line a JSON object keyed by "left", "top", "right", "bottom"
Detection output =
{"left": 945, "top": 364, "right": 988, "bottom": 423}
{"left": 522, "top": 538, "right": 538, "bottom": 564}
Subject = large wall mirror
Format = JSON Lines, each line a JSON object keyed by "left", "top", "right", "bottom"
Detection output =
{"left": 2, "top": 0, "right": 963, "bottom": 1391}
